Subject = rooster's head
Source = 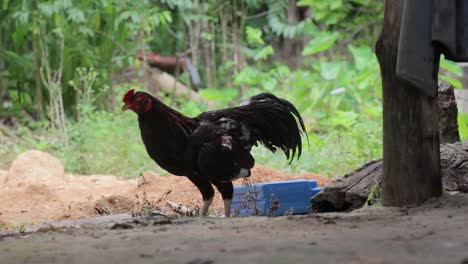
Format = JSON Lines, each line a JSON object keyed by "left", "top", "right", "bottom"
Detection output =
{"left": 122, "top": 89, "right": 153, "bottom": 113}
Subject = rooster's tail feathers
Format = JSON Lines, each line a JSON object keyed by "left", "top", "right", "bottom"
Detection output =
{"left": 242, "top": 93, "right": 307, "bottom": 162}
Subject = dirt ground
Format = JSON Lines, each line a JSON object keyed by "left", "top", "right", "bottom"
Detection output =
{"left": 1, "top": 150, "right": 468, "bottom": 264}
{"left": 0, "top": 192, "right": 467, "bottom": 264}
{"left": 0, "top": 150, "right": 331, "bottom": 225}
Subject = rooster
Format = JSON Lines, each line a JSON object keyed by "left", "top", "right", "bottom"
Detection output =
{"left": 122, "top": 89, "right": 306, "bottom": 217}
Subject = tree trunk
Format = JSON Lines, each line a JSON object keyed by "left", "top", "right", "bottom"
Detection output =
{"left": 32, "top": 34, "right": 44, "bottom": 120}
{"left": 0, "top": 22, "right": 4, "bottom": 108}
{"left": 210, "top": 22, "right": 216, "bottom": 87}
{"left": 188, "top": 0, "right": 201, "bottom": 69}
{"left": 202, "top": 18, "right": 213, "bottom": 88}
{"left": 375, "top": 0, "right": 442, "bottom": 206}
{"left": 281, "top": 0, "right": 302, "bottom": 69}
{"left": 232, "top": 3, "right": 247, "bottom": 96}
{"left": 106, "top": 48, "right": 116, "bottom": 112}
{"left": 312, "top": 83, "right": 463, "bottom": 212}
{"left": 220, "top": 6, "right": 231, "bottom": 87}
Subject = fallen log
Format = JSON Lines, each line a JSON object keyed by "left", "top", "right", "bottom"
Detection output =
{"left": 311, "top": 141, "right": 468, "bottom": 212}
{"left": 115, "top": 66, "right": 213, "bottom": 106}
{"left": 312, "top": 83, "right": 467, "bottom": 212}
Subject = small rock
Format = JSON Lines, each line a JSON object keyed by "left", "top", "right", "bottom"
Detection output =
{"left": 132, "top": 219, "right": 148, "bottom": 226}
{"left": 153, "top": 219, "right": 172, "bottom": 225}
{"left": 36, "top": 226, "right": 65, "bottom": 233}
{"left": 186, "top": 259, "right": 214, "bottom": 264}
{"left": 110, "top": 223, "right": 133, "bottom": 230}
{"left": 153, "top": 227, "right": 168, "bottom": 233}
{"left": 139, "top": 253, "right": 154, "bottom": 259}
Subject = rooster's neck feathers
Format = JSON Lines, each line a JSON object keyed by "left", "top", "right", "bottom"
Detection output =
{"left": 138, "top": 96, "right": 197, "bottom": 142}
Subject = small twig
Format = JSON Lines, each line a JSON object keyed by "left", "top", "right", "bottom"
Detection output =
{"left": 156, "top": 189, "right": 172, "bottom": 204}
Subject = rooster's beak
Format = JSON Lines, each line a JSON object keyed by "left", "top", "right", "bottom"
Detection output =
{"left": 122, "top": 104, "right": 131, "bottom": 111}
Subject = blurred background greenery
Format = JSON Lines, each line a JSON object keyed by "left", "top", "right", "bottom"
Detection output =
{"left": 0, "top": 0, "right": 466, "bottom": 177}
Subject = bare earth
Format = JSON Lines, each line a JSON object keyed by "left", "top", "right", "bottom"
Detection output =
{"left": 1, "top": 150, "right": 468, "bottom": 264}
{"left": 0, "top": 150, "right": 331, "bottom": 225}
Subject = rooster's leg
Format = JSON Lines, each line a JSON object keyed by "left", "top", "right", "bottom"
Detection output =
{"left": 188, "top": 176, "right": 215, "bottom": 217}
{"left": 213, "top": 181, "right": 234, "bottom": 217}
{"left": 223, "top": 199, "right": 232, "bottom": 217}
{"left": 201, "top": 198, "right": 213, "bottom": 216}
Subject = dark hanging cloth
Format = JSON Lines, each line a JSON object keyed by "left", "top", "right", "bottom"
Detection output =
{"left": 396, "top": 0, "right": 468, "bottom": 97}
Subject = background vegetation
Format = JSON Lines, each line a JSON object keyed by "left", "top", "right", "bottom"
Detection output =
{"left": 0, "top": 0, "right": 466, "bottom": 177}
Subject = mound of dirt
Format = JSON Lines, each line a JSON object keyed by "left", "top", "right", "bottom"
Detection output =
{"left": 0, "top": 150, "right": 332, "bottom": 225}
{"left": 4, "top": 150, "right": 65, "bottom": 188}
{"left": 0, "top": 170, "right": 6, "bottom": 182}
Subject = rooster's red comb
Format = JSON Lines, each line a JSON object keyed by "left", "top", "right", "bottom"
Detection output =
{"left": 123, "top": 89, "right": 135, "bottom": 103}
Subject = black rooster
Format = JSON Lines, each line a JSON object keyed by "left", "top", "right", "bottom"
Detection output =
{"left": 122, "top": 89, "right": 306, "bottom": 217}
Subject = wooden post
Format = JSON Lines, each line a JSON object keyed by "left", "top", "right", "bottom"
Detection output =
{"left": 375, "top": 0, "right": 442, "bottom": 206}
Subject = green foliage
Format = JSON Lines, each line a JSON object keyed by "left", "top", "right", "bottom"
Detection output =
{"left": 245, "top": 26, "right": 265, "bottom": 45}
{"left": 459, "top": 112, "right": 468, "bottom": 141}
{"left": 302, "top": 32, "right": 339, "bottom": 56}
{"left": 266, "top": 1, "right": 307, "bottom": 39}
{"left": 366, "top": 181, "right": 382, "bottom": 206}
{"left": 199, "top": 88, "right": 239, "bottom": 102}
{"left": 298, "top": 0, "right": 383, "bottom": 47}
{"left": 1, "top": 0, "right": 172, "bottom": 115}
{"left": 0, "top": 0, "right": 399, "bottom": 179}
{"left": 440, "top": 55, "right": 463, "bottom": 88}
{"left": 298, "top": 0, "right": 345, "bottom": 24}
{"left": 244, "top": 26, "right": 275, "bottom": 61}
{"left": 62, "top": 108, "right": 158, "bottom": 176}
{"left": 253, "top": 120, "right": 382, "bottom": 176}
{"left": 230, "top": 37, "right": 383, "bottom": 176}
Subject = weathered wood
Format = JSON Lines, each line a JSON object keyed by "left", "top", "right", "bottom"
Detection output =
{"left": 375, "top": 0, "right": 442, "bottom": 206}
{"left": 312, "top": 141, "right": 468, "bottom": 212}
{"left": 440, "top": 142, "right": 468, "bottom": 192}
{"left": 438, "top": 82, "right": 460, "bottom": 143}
{"left": 311, "top": 160, "right": 383, "bottom": 212}
{"left": 115, "top": 66, "right": 213, "bottom": 106}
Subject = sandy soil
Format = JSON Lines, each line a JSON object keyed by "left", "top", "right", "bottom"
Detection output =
{"left": 0, "top": 192, "right": 467, "bottom": 264}
{"left": 0, "top": 150, "right": 331, "bottom": 225}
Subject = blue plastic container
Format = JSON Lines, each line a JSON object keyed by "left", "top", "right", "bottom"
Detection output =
{"left": 230, "top": 180, "right": 322, "bottom": 216}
